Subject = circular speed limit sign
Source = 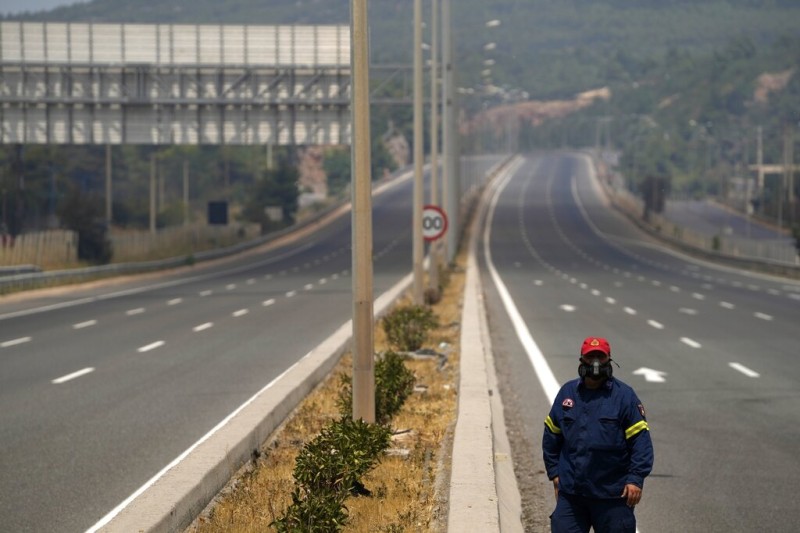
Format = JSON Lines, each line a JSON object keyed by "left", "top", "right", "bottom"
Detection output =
{"left": 422, "top": 205, "right": 448, "bottom": 242}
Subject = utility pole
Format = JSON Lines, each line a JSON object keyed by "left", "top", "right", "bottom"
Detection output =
{"left": 183, "top": 159, "right": 190, "bottom": 226}
{"left": 149, "top": 152, "right": 156, "bottom": 234}
{"left": 350, "top": 0, "right": 375, "bottom": 424}
{"left": 412, "top": 0, "right": 424, "bottom": 305}
{"left": 442, "top": 0, "right": 457, "bottom": 264}
{"left": 105, "top": 144, "right": 112, "bottom": 227}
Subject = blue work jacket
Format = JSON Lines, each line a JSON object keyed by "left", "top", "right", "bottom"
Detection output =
{"left": 542, "top": 377, "right": 653, "bottom": 499}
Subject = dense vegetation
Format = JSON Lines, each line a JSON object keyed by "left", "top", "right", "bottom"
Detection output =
{"left": 2, "top": 0, "right": 799, "bottom": 257}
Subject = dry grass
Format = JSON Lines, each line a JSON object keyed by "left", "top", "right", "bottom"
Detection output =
{"left": 187, "top": 250, "right": 465, "bottom": 533}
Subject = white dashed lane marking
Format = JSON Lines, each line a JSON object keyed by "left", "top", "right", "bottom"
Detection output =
{"left": 647, "top": 320, "right": 664, "bottom": 330}
{"left": 52, "top": 367, "right": 95, "bottom": 384}
{"left": 1, "top": 337, "right": 31, "bottom": 348}
{"left": 126, "top": 308, "right": 145, "bottom": 316}
{"left": 262, "top": 299, "right": 275, "bottom": 307}
{"left": 193, "top": 323, "right": 213, "bottom": 332}
{"left": 729, "top": 362, "right": 760, "bottom": 378}
{"left": 167, "top": 298, "right": 182, "bottom": 305}
{"left": 754, "top": 312, "right": 773, "bottom": 321}
{"left": 137, "top": 341, "right": 165, "bottom": 353}
{"left": 73, "top": 320, "right": 97, "bottom": 329}
{"left": 680, "top": 337, "right": 702, "bottom": 349}
{"left": 232, "top": 309, "right": 249, "bottom": 318}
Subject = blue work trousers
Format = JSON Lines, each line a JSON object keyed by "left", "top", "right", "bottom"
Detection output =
{"left": 551, "top": 492, "right": 636, "bottom": 533}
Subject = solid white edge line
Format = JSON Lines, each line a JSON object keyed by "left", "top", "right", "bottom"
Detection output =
{"left": 52, "top": 367, "right": 95, "bottom": 384}
{"left": 84, "top": 363, "right": 299, "bottom": 533}
{"left": 729, "top": 362, "right": 760, "bottom": 378}
{"left": 484, "top": 157, "right": 560, "bottom": 404}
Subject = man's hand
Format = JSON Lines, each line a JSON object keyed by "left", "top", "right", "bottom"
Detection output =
{"left": 621, "top": 483, "right": 642, "bottom": 507}
{"left": 552, "top": 476, "right": 559, "bottom": 501}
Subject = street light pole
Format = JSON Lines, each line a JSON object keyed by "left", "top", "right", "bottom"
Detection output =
{"left": 427, "top": 0, "right": 440, "bottom": 296}
{"left": 442, "top": 0, "right": 457, "bottom": 264}
{"left": 413, "top": 0, "right": 424, "bottom": 305}
{"left": 350, "top": 0, "right": 375, "bottom": 423}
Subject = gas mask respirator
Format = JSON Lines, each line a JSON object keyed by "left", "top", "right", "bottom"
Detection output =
{"left": 578, "top": 358, "right": 614, "bottom": 380}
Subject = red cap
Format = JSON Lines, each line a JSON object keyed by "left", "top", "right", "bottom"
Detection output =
{"left": 580, "top": 337, "right": 611, "bottom": 358}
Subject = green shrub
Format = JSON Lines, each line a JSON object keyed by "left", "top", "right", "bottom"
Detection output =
{"left": 292, "top": 417, "right": 391, "bottom": 495}
{"left": 381, "top": 304, "right": 438, "bottom": 352}
{"left": 272, "top": 487, "right": 348, "bottom": 533}
{"left": 337, "top": 351, "right": 416, "bottom": 425}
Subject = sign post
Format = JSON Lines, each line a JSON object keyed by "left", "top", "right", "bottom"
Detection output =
{"left": 423, "top": 205, "right": 449, "bottom": 242}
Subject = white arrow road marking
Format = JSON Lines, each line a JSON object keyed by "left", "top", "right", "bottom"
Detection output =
{"left": 52, "top": 367, "right": 95, "bottom": 384}
{"left": 729, "top": 362, "right": 760, "bottom": 378}
{"left": 560, "top": 304, "right": 576, "bottom": 312}
{"left": 681, "top": 337, "right": 702, "bottom": 348}
{"left": 633, "top": 367, "right": 667, "bottom": 383}
{"left": 73, "top": 320, "right": 97, "bottom": 329}
{"left": 2, "top": 337, "right": 31, "bottom": 348}
{"left": 138, "top": 341, "right": 164, "bottom": 353}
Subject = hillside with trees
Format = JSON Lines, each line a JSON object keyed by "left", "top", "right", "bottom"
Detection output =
{"left": 2, "top": 0, "right": 799, "bottom": 262}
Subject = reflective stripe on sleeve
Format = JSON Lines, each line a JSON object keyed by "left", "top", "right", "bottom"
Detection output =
{"left": 625, "top": 420, "right": 650, "bottom": 439}
{"left": 545, "top": 415, "right": 561, "bottom": 434}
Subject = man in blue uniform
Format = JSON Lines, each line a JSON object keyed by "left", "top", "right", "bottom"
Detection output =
{"left": 542, "top": 337, "right": 654, "bottom": 533}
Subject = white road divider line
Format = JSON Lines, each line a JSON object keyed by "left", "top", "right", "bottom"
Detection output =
{"left": 1, "top": 336, "right": 31, "bottom": 348}
{"left": 304, "top": 284, "right": 314, "bottom": 290}
{"left": 193, "top": 323, "right": 213, "bottom": 332}
{"left": 262, "top": 299, "right": 275, "bottom": 307}
{"left": 286, "top": 290, "right": 297, "bottom": 298}
{"left": 52, "top": 367, "right": 95, "bottom": 384}
{"left": 754, "top": 312, "right": 773, "bottom": 321}
{"left": 680, "top": 337, "right": 702, "bottom": 348}
{"left": 126, "top": 308, "right": 145, "bottom": 316}
{"left": 605, "top": 297, "right": 616, "bottom": 304}
{"left": 692, "top": 293, "right": 706, "bottom": 300}
{"left": 137, "top": 341, "right": 165, "bottom": 353}
{"left": 226, "top": 284, "right": 236, "bottom": 290}
{"left": 720, "top": 301, "right": 735, "bottom": 309}
{"left": 624, "top": 307, "right": 637, "bottom": 315}
{"left": 232, "top": 309, "right": 249, "bottom": 318}
{"left": 73, "top": 320, "right": 97, "bottom": 329}
{"left": 679, "top": 308, "right": 697, "bottom": 315}
{"left": 199, "top": 290, "right": 212, "bottom": 297}
{"left": 729, "top": 362, "right": 760, "bottom": 378}
{"left": 167, "top": 298, "right": 182, "bottom": 306}
{"left": 647, "top": 320, "right": 664, "bottom": 329}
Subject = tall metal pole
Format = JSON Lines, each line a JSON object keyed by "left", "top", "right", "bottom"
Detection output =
{"left": 413, "top": 0, "right": 425, "bottom": 305}
{"left": 350, "top": 0, "right": 375, "bottom": 423}
{"left": 105, "top": 144, "right": 112, "bottom": 227}
{"left": 183, "top": 159, "right": 189, "bottom": 226}
{"left": 442, "top": 0, "right": 458, "bottom": 263}
{"left": 149, "top": 152, "right": 156, "bottom": 234}
{"left": 428, "top": 0, "right": 440, "bottom": 295}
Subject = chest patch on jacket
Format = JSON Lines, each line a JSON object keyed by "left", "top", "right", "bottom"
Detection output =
{"left": 562, "top": 398, "right": 574, "bottom": 409}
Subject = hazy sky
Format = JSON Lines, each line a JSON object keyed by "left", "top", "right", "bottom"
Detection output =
{"left": 0, "top": 0, "right": 83, "bottom": 16}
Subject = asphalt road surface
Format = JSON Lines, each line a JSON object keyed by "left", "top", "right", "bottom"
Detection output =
{"left": 480, "top": 152, "right": 800, "bottom": 533}
{"left": 0, "top": 155, "right": 502, "bottom": 533}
